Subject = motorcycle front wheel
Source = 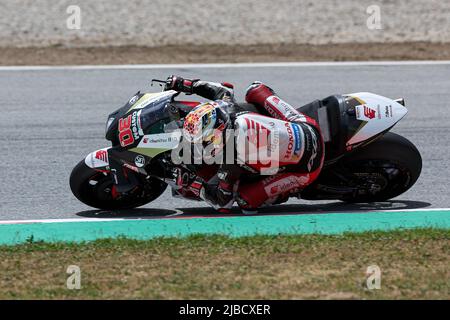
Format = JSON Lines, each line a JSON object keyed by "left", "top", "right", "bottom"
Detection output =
{"left": 69, "top": 160, "right": 167, "bottom": 210}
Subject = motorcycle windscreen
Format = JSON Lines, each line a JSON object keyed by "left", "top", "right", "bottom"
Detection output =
{"left": 106, "top": 90, "right": 178, "bottom": 144}
{"left": 129, "top": 91, "right": 183, "bottom": 158}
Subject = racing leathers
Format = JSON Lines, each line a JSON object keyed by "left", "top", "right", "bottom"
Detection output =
{"left": 166, "top": 76, "right": 324, "bottom": 212}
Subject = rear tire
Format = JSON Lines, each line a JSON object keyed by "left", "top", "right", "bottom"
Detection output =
{"left": 340, "top": 132, "right": 422, "bottom": 202}
{"left": 69, "top": 160, "right": 167, "bottom": 210}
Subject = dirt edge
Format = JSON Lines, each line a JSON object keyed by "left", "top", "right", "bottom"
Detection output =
{"left": 1, "top": 42, "right": 450, "bottom": 66}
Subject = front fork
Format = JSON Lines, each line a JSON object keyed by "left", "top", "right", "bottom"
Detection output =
{"left": 84, "top": 146, "right": 149, "bottom": 194}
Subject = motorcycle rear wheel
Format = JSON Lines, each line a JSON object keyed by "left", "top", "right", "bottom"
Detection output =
{"left": 69, "top": 160, "right": 167, "bottom": 210}
{"left": 340, "top": 132, "right": 422, "bottom": 202}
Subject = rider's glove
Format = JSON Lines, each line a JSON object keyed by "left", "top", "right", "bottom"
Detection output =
{"left": 164, "top": 75, "right": 199, "bottom": 94}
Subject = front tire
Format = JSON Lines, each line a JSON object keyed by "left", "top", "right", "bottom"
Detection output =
{"left": 69, "top": 160, "right": 167, "bottom": 210}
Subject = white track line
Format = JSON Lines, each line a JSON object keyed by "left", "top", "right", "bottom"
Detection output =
{"left": 1, "top": 60, "right": 450, "bottom": 71}
{"left": 0, "top": 208, "right": 448, "bottom": 225}
{"left": 0, "top": 218, "right": 127, "bottom": 225}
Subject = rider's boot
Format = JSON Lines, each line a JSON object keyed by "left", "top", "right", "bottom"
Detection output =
{"left": 201, "top": 182, "right": 234, "bottom": 213}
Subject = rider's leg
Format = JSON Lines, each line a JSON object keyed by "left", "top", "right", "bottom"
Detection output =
{"left": 237, "top": 169, "right": 322, "bottom": 210}
{"left": 245, "top": 82, "right": 275, "bottom": 105}
{"left": 245, "top": 81, "right": 316, "bottom": 125}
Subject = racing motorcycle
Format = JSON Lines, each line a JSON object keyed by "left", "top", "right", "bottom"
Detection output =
{"left": 70, "top": 79, "right": 422, "bottom": 210}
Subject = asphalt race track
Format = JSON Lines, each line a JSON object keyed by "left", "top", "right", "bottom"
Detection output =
{"left": 1, "top": 62, "right": 449, "bottom": 220}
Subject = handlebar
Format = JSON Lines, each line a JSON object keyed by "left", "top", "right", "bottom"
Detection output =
{"left": 151, "top": 78, "right": 168, "bottom": 88}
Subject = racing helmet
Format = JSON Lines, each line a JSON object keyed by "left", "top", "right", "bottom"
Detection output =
{"left": 183, "top": 102, "right": 230, "bottom": 150}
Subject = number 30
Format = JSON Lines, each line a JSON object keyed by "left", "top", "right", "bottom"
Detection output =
{"left": 118, "top": 115, "right": 134, "bottom": 147}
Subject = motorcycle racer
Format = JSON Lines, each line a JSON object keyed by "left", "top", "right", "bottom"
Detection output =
{"left": 164, "top": 75, "right": 324, "bottom": 213}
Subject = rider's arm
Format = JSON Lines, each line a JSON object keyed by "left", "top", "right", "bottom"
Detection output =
{"left": 192, "top": 81, "right": 235, "bottom": 102}
{"left": 165, "top": 75, "right": 235, "bottom": 102}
